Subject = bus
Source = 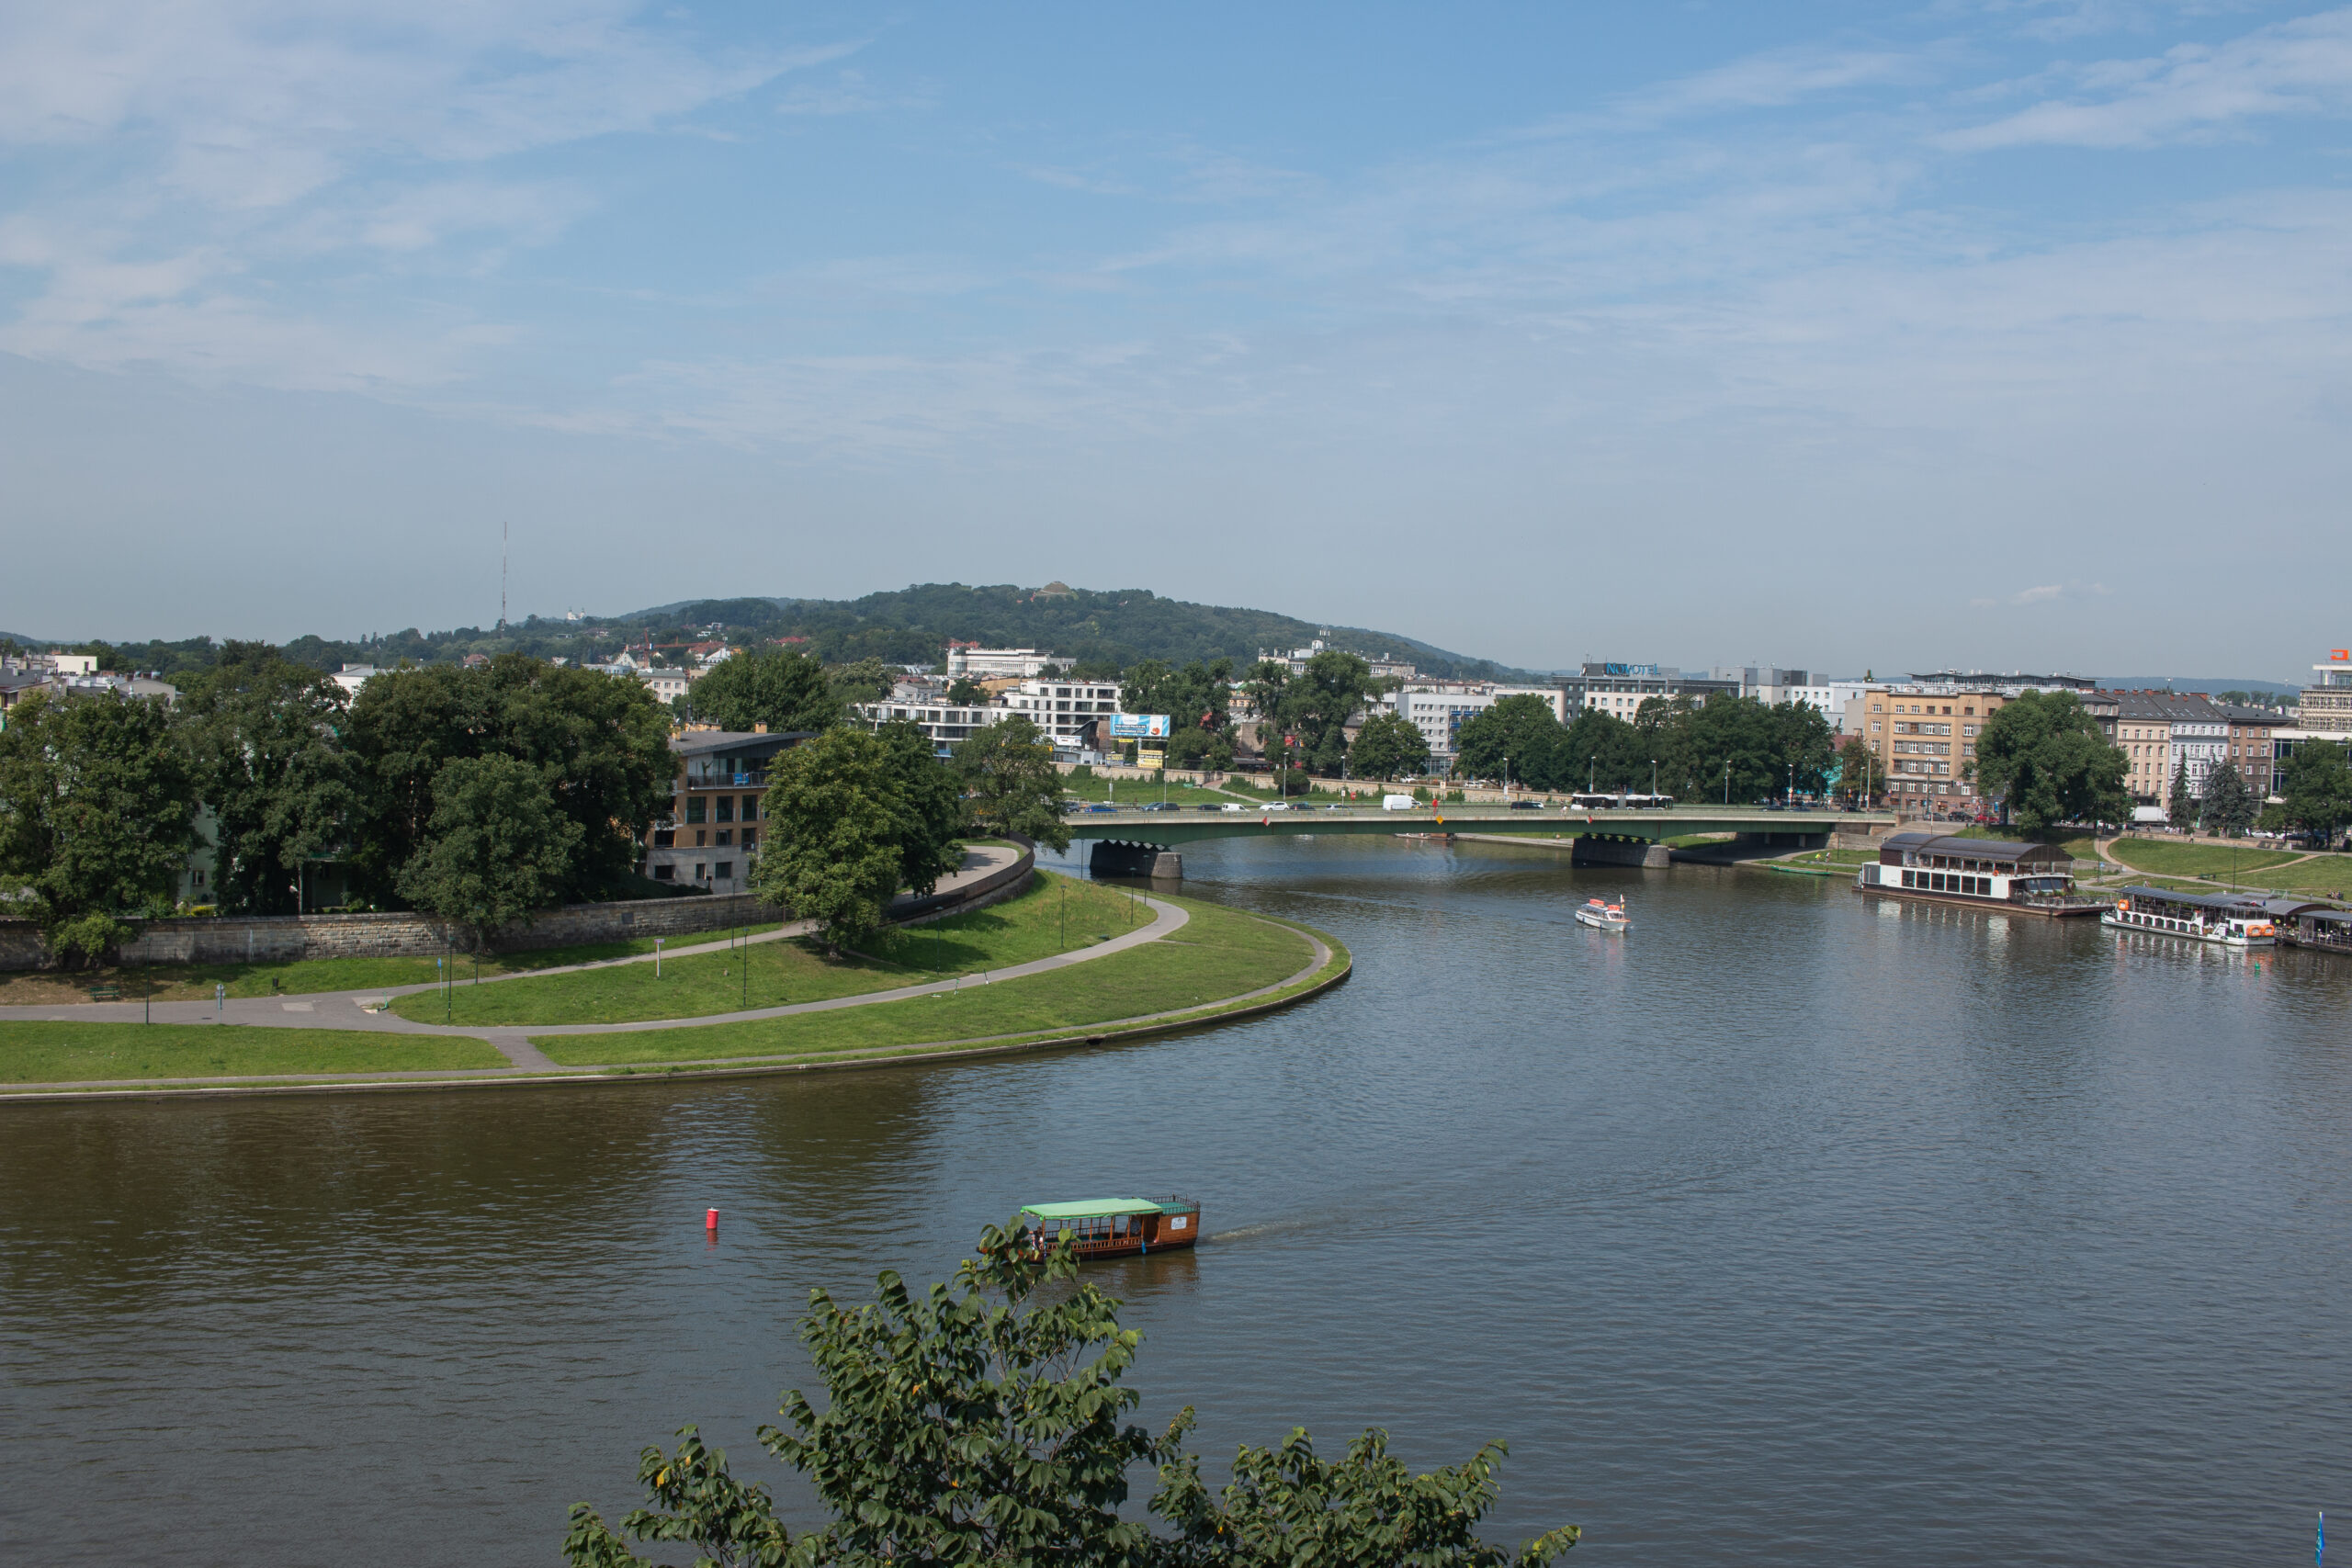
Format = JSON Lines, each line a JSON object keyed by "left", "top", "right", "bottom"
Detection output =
{"left": 1566, "top": 792, "right": 1675, "bottom": 810}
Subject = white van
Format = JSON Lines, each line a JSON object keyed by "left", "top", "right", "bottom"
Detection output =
{"left": 1383, "top": 794, "right": 1416, "bottom": 811}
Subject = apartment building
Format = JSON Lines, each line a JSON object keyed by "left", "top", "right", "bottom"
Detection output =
{"left": 851, "top": 694, "right": 1004, "bottom": 755}
{"left": 2214, "top": 703, "right": 2281, "bottom": 798}
{"left": 944, "top": 645, "right": 1059, "bottom": 680}
{"left": 2113, "top": 691, "right": 2227, "bottom": 808}
{"left": 1564, "top": 662, "right": 1739, "bottom": 719}
{"left": 642, "top": 728, "right": 811, "bottom": 892}
{"left": 1849, "top": 687, "right": 2010, "bottom": 808}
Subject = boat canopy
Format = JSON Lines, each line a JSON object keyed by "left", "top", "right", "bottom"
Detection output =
{"left": 2116, "top": 886, "right": 2270, "bottom": 914}
{"left": 1021, "top": 1198, "right": 1190, "bottom": 1221}
{"left": 1880, "top": 831, "right": 2069, "bottom": 866}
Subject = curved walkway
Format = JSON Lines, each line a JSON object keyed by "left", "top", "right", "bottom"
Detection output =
{"left": 0, "top": 894, "right": 1352, "bottom": 1100}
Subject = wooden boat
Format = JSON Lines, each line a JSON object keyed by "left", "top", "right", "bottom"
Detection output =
{"left": 2103, "top": 887, "right": 2276, "bottom": 948}
{"left": 1019, "top": 1197, "right": 1201, "bottom": 1261}
{"left": 1574, "top": 897, "right": 1629, "bottom": 932}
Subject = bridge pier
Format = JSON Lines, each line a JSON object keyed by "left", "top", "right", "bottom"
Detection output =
{"left": 1089, "top": 841, "right": 1183, "bottom": 880}
{"left": 1569, "top": 837, "right": 1672, "bottom": 869}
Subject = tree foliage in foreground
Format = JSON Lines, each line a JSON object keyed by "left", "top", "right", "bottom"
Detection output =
{"left": 566, "top": 1224, "right": 1576, "bottom": 1568}
{"left": 1972, "top": 692, "right": 2130, "bottom": 831}
{"left": 1348, "top": 709, "right": 1431, "bottom": 781}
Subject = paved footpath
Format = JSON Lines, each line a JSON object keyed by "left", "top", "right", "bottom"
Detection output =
{"left": 0, "top": 845, "right": 1026, "bottom": 1048}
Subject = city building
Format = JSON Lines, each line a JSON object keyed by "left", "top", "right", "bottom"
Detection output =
{"left": 998, "top": 676, "right": 1121, "bottom": 749}
{"left": 851, "top": 694, "right": 1003, "bottom": 755}
{"left": 642, "top": 728, "right": 812, "bottom": 892}
{"left": 1388, "top": 684, "right": 1502, "bottom": 767}
{"left": 2213, "top": 703, "right": 2282, "bottom": 799}
{"left": 2112, "top": 691, "right": 2227, "bottom": 809}
{"left": 1563, "top": 662, "right": 1740, "bottom": 718}
{"left": 1849, "top": 687, "right": 2012, "bottom": 810}
{"left": 331, "top": 663, "right": 387, "bottom": 696}
{"left": 2300, "top": 655, "right": 2352, "bottom": 734}
{"left": 944, "top": 644, "right": 1059, "bottom": 680}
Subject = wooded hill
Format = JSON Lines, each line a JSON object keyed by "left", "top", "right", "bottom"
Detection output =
{"left": 10, "top": 583, "right": 1527, "bottom": 683}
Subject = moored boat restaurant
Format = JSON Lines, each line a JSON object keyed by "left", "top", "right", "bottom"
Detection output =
{"left": 1855, "top": 832, "right": 2102, "bottom": 917}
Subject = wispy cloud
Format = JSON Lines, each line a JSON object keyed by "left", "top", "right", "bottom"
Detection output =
{"left": 1942, "top": 6, "right": 2352, "bottom": 148}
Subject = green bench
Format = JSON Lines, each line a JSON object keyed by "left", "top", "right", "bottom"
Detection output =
{"left": 87, "top": 986, "right": 123, "bottom": 1001}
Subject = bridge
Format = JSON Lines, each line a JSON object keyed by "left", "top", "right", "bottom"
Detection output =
{"left": 1062, "top": 805, "right": 1898, "bottom": 876}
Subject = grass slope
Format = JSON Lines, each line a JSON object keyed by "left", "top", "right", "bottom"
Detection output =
{"left": 535, "top": 897, "right": 1315, "bottom": 1066}
{"left": 0, "top": 1024, "right": 504, "bottom": 1085}
{"left": 2107, "top": 840, "right": 2299, "bottom": 879}
{"left": 393, "top": 873, "right": 1146, "bottom": 1027}
{"left": 0, "top": 927, "right": 785, "bottom": 1010}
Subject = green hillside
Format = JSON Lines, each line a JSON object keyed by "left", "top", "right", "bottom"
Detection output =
{"left": 23, "top": 583, "right": 1524, "bottom": 682}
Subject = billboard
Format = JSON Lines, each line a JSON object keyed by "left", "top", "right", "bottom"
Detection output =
{"left": 1107, "top": 713, "right": 1171, "bottom": 739}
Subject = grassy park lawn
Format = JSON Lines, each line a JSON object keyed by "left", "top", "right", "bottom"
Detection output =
{"left": 392, "top": 872, "right": 1145, "bottom": 1027}
{"left": 2107, "top": 839, "right": 2300, "bottom": 879}
{"left": 0, "top": 927, "right": 786, "bottom": 1009}
{"left": 0, "top": 1023, "right": 504, "bottom": 1085}
{"left": 535, "top": 898, "right": 1321, "bottom": 1066}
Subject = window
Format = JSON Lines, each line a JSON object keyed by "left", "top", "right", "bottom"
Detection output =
{"left": 192, "top": 869, "right": 206, "bottom": 887}
{"left": 653, "top": 829, "right": 674, "bottom": 848}
{"left": 653, "top": 865, "right": 674, "bottom": 881}
{"left": 716, "top": 862, "right": 733, "bottom": 879}
{"left": 741, "top": 827, "right": 756, "bottom": 849}
{"left": 685, "top": 797, "right": 706, "bottom": 824}
{"left": 715, "top": 795, "right": 734, "bottom": 823}
{"left": 715, "top": 829, "right": 731, "bottom": 846}
{"left": 695, "top": 830, "right": 707, "bottom": 847}
{"left": 695, "top": 863, "right": 707, "bottom": 880}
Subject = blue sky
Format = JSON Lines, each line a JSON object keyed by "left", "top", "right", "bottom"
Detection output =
{"left": 3, "top": 2, "right": 2348, "bottom": 677}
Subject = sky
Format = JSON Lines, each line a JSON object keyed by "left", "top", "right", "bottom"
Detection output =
{"left": 2, "top": 1, "right": 2348, "bottom": 680}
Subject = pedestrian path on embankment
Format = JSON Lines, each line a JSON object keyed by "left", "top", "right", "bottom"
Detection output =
{"left": 0, "top": 877, "right": 1350, "bottom": 1102}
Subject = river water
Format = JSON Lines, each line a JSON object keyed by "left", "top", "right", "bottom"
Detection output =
{"left": 3, "top": 836, "right": 2347, "bottom": 1565}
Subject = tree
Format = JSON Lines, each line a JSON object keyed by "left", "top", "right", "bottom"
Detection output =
{"left": 345, "top": 658, "right": 671, "bottom": 908}
{"left": 1283, "top": 650, "right": 1379, "bottom": 778}
{"left": 0, "top": 690, "right": 198, "bottom": 965}
{"left": 565, "top": 1224, "right": 1577, "bottom": 1568}
{"left": 1559, "top": 710, "right": 1645, "bottom": 795}
{"left": 1972, "top": 692, "right": 2131, "bottom": 831}
{"left": 945, "top": 676, "right": 989, "bottom": 707}
{"left": 395, "top": 755, "right": 582, "bottom": 946}
{"left": 750, "top": 727, "right": 963, "bottom": 954}
{"left": 1348, "top": 710, "right": 1430, "bottom": 781}
{"left": 1834, "top": 735, "right": 1875, "bottom": 803}
{"left": 2199, "top": 759, "right": 2256, "bottom": 837}
{"left": 1155, "top": 1427, "right": 1579, "bottom": 1567}
{"left": 826, "top": 657, "right": 897, "bottom": 708}
{"left": 686, "top": 647, "right": 842, "bottom": 735}
{"left": 954, "top": 716, "right": 1072, "bottom": 852}
{"left": 1453, "top": 695, "right": 1566, "bottom": 789}
{"left": 178, "top": 642, "right": 355, "bottom": 915}
{"left": 2167, "top": 760, "right": 2199, "bottom": 830}
{"left": 2275, "top": 741, "right": 2352, "bottom": 841}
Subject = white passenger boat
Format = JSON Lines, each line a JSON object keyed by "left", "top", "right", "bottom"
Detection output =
{"left": 1574, "top": 897, "right": 1629, "bottom": 932}
{"left": 2102, "top": 886, "right": 2277, "bottom": 947}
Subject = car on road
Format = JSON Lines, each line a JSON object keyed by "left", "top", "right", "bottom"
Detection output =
{"left": 1193, "top": 803, "right": 1225, "bottom": 812}
{"left": 1218, "top": 802, "right": 1250, "bottom": 813}
{"left": 1263, "top": 801, "right": 1293, "bottom": 811}
{"left": 1138, "top": 801, "right": 1178, "bottom": 811}
{"left": 1508, "top": 799, "right": 1540, "bottom": 810}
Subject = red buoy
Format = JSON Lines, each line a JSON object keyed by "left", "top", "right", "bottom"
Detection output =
{"left": 706, "top": 1208, "right": 718, "bottom": 1230}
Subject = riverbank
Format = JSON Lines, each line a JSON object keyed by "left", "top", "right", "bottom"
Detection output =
{"left": 0, "top": 886, "right": 1348, "bottom": 1100}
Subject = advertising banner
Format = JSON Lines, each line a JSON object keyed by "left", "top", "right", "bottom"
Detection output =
{"left": 1107, "top": 713, "right": 1171, "bottom": 739}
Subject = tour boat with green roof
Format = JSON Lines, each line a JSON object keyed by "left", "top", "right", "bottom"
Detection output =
{"left": 1018, "top": 1196, "right": 1201, "bottom": 1260}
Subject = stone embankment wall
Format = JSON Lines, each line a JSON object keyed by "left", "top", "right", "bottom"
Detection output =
{"left": 0, "top": 840, "right": 1036, "bottom": 972}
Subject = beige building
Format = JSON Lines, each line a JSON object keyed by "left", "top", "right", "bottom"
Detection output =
{"left": 1849, "top": 687, "right": 2010, "bottom": 810}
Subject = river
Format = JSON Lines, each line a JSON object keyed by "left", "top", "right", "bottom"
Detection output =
{"left": 3, "top": 836, "right": 2347, "bottom": 1564}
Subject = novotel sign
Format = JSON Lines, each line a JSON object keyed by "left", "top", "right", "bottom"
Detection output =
{"left": 1602, "top": 662, "right": 1661, "bottom": 677}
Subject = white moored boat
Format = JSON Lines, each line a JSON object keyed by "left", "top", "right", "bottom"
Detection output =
{"left": 1574, "top": 896, "right": 1629, "bottom": 932}
{"left": 2102, "top": 886, "right": 2277, "bottom": 948}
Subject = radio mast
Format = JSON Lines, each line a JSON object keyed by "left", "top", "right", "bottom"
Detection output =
{"left": 500, "top": 521, "right": 509, "bottom": 629}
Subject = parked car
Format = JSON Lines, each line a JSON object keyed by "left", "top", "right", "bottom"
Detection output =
{"left": 1508, "top": 799, "right": 1540, "bottom": 809}
{"left": 1383, "top": 794, "right": 1417, "bottom": 811}
{"left": 1218, "top": 802, "right": 1250, "bottom": 813}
